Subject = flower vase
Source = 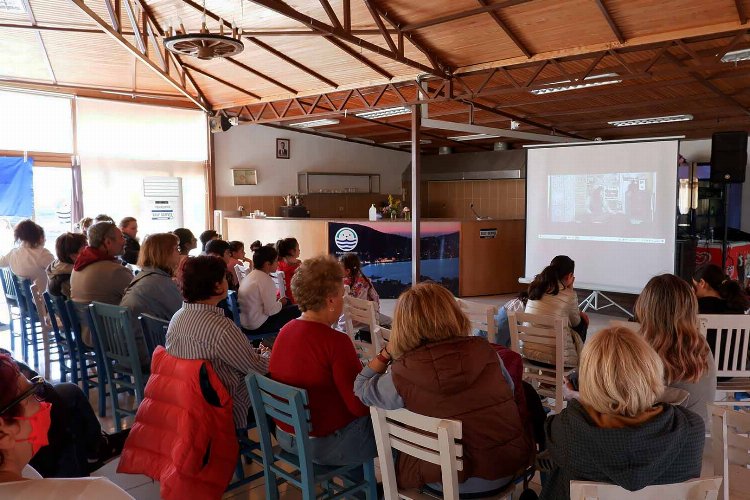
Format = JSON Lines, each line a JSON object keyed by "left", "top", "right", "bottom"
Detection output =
{"left": 390, "top": 212, "right": 397, "bottom": 220}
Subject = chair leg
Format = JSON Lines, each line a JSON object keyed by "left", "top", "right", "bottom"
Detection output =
{"left": 31, "top": 322, "right": 39, "bottom": 368}
{"left": 264, "top": 469, "right": 280, "bottom": 500}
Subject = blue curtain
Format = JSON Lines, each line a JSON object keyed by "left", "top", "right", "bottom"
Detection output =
{"left": 0, "top": 157, "right": 33, "bottom": 217}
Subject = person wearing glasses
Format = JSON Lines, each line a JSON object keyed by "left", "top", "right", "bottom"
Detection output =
{"left": 0, "top": 354, "right": 132, "bottom": 496}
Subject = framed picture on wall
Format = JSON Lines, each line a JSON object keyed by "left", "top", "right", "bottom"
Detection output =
{"left": 276, "top": 138, "right": 290, "bottom": 159}
{"left": 232, "top": 168, "right": 258, "bottom": 186}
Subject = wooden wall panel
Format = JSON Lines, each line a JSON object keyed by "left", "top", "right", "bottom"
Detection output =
{"left": 459, "top": 219, "right": 526, "bottom": 296}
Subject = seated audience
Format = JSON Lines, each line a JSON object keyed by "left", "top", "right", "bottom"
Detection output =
{"left": 355, "top": 282, "right": 532, "bottom": 495}
{"left": 46, "top": 232, "right": 87, "bottom": 299}
{"left": 495, "top": 291, "right": 529, "bottom": 347}
{"left": 276, "top": 237, "right": 300, "bottom": 303}
{"left": 172, "top": 227, "right": 197, "bottom": 288}
{"left": 692, "top": 263, "right": 749, "bottom": 314}
{"left": 523, "top": 255, "right": 587, "bottom": 367}
{"left": 118, "top": 217, "right": 140, "bottom": 265}
{"left": 540, "top": 327, "right": 704, "bottom": 500}
{"left": 228, "top": 240, "right": 252, "bottom": 271}
{"left": 249, "top": 240, "right": 262, "bottom": 253}
{"left": 199, "top": 229, "right": 219, "bottom": 253}
{"left": 120, "top": 233, "right": 183, "bottom": 366}
{"left": 338, "top": 253, "right": 390, "bottom": 335}
{"left": 166, "top": 256, "right": 269, "bottom": 429}
{"left": 270, "top": 255, "right": 376, "bottom": 477}
{"left": 0, "top": 219, "right": 55, "bottom": 291}
{"left": 76, "top": 217, "right": 93, "bottom": 235}
{"left": 0, "top": 354, "right": 131, "bottom": 497}
{"left": 93, "top": 214, "right": 115, "bottom": 224}
{"left": 205, "top": 239, "right": 238, "bottom": 291}
{"left": 238, "top": 246, "right": 300, "bottom": 335}
{"left": 635, "top": 274, "right": 716, "bottom": 425}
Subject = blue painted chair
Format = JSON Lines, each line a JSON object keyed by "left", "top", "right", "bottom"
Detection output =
{"left": 13, "top": 276, "right": 46, "bottom": 368}
{"left": 89, "top": 302, "right": 148, "bottom": 430}
{"left": 227, "top": 290, "right": 277, "bottom": 343}
{"left": 66, "top": 300, "right": 108, "bottom": 417}
{"left": 42, "top": 292, "right": 78, "bottom": 384}
{"left": 245, "top": 373, "right": 377, "bottom": 500}
{"left": 138, "top": 313, "right": 169, "bottom": 357}
{"left": 0, "top": 267, "right": 24, "bottom": 354}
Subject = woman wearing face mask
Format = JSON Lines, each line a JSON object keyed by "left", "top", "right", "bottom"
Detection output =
{"left": 0, "top": 354, "right": 132, "bottom": 497}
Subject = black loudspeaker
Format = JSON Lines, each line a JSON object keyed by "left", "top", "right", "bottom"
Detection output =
{"left": 675, "top": 237, "right": 698, "bottom": 282}
{"left": 710, "top": 131, "right": 747, "bottom": 183}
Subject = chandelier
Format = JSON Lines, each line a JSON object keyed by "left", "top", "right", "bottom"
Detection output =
{"left": 164, "top": 20, "right": 244, "bottom": 60}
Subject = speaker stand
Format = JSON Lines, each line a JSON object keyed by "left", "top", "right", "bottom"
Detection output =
{"left": 579, "top": 290, "right": 634, "bottom": 318}
{"left": 722, "top": 182, "right": 729, "bottom": 272}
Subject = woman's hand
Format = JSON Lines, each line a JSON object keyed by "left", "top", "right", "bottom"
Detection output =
{"left": 562, "top": 377, "right": 580, "bottom": 401}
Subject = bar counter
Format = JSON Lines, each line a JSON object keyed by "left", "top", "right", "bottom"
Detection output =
{"left": 226, "top": 217, "right": 524, "bottom": 297}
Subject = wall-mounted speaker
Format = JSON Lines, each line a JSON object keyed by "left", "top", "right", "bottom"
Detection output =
{"left": 710, "top": 131, "right": 747, "bottom": 183}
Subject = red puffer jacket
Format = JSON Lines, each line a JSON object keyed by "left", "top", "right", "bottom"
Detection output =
{"left": 117, "top": 346, "right": 239, "bottom": 500}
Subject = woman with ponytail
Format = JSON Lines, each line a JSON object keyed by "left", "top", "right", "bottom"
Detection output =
{"left": 523, "top": 255, "right": 588, "bottom": 367}
{"left": 692, "top": 264, "right": 749, "bottom": 314}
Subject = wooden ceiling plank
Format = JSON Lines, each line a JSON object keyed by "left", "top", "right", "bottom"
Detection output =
{"left": 268, "top": 101, "right": 281, "bottom": 119}
{"left": 68, "top": 0, "right": 208, "bottom": 111}
{"left": 675, "top": 39, "right": 702, "bottom": 63}
{"left": 364, "top": 0, "right": 398, "bottom": 54}
{"left": 371, "top": 85, "right": 389, "bottom": 107}
{"left": 476, "top": 0, "right": 532, "bottom": 58}
{"left": 497, "top": 67, "right": 521, "bottom": 88}
{"left": 308, "top": 94, "right": 323, "bottom": 113}
{"left": 104, "top": 0, "right": 120, "bottom": 32}
{"left": 19, "top": 0, "right": 57, "bottom": 84}
{"left": 593, "top": 0, "right": 625, "bottom": 44}
{"left": 245, "top": 37, "right": 338, "bottom": 88}
{"left": 0, "top": 22, "right": 134, "bottom": 35}
{"left": 338, "top": 90, "right": 354, "bottom": 110}
{"left": 247, "top": 0, "right": 443, "bottom": 77}
{"left": 323, "top": 36, "right": 393, "bottom": 79}
{"left": 454, "top": 75, "right": 474, "bottom": 95}
{"left": 550, "top": 58, "right": 573, "bottom": 81}
{"left": 224, "top": 57, "right": 297, "bottom": 94}
{"left": 476, "top": 69, "right": 498, "bottom": 93}
{"left": 523, "top": 61, "right": 547, "bottom": 87}
{"left": 280, "top": 99, "right": 294, "bottom": 117}
{"left": 318, "top": 0, "right": 342, "bottom": 29}
{"left": 377, "top": 8, "right": 449, "bottom": 74}
{"left": 735, "top": 0, "right": 748, "bottom": 24}
{"left": 183, "top": 63, "right": 261, "bottom": 100}
{"left": 354, "top": 88, "right": 371, "bottom": 107}
{"left": 389, "top": 83, "right": 407, "bottom": 103}
{"left": 607, "top": 49, "right": 636, "bottom": 74}
{"left": 400, "top": 0, "right": 531, "bottom": 32}
{"left": 641, "top": 46, "right": 668, "bottom": 73}
{"left": 579, "top": 51, "right": 606, "bottom": 79}
{"left": 239, "top": 29, "right": 397, "bottom": 36}
{"left": 123, "top": 0, "right": 145, "bottom": 53}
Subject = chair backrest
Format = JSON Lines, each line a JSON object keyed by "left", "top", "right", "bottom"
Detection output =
{"left": 271, "top": 270, "right": 286, "bottom": 299}
{"left": 11, "top": 274, "right": 35, "bottom": 318}
{"left": 455, "top": 298, "right": 498, "bottom": 343}
{"left": 370, "top": 406, "right": 463, "bottom": 500}
{"left": 88, "top": 302, "right": 141, "bottom": 372}
{"left": 42, "top": 292, "right": 74, "bottom": 352}
{"left": 373, "top": 325, "right": 391, "bottom": 353}
{"left": 711, "top": 404, "right": 750, "bottom": 500}
{"left": 343, "top": 294, "right": 379, "bottom": 336}
{"left": 698, "top": 314, "right": 750, "bottom": 377}
{"left": 234, "top": 264, "right": 248, "bottom": 285}
{"left": 226, "top": 290, "right": 242, "bottom": 328}
{"left": 139, "top": 313, "right": 169, "bottom": 355}
{"left": 0, "top": 267, "right": 20, "bottom": 306}
{"left": 65, "top": 300, "right": 92, "bottom": 353}
{"left": 569, "top": 477, "right": 722, "bottom": 500}
{"left": 508, "top": 310, "right": 566, "bottom": 413}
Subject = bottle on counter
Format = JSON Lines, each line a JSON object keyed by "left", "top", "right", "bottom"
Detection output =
{"left": 368, "top": 203, "right": 377, "bottom": 222}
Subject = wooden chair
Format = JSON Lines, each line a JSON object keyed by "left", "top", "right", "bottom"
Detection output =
{"left": 234, "top": 263, "right": 248, "bottom": 285}
{"left": 373, "top": 325, "right": 390, "bottom": 354}
{"left": 138, "top": 313, "right": 169, "bottom": 357}
{"left": 226, "top": 290, "right": 276, "bottom": 342}
{"left": 42, "top": 291, "right": 77, "bottom": 383}
{"left": 698, "top": 314, "right": 750, "bottom": 406}
{"left": 710, "top": 404, "right": 750, "bottom": 500}
{"left": 569, "top": 477, "right": 722, "bottom": 499}
{"left": 508, "top": 310, "right": 569, "bottom": 414}
{"left": 370, "top": 406, "right": 514, "bottom": 500}
{"left": 245, "top": 373, "right": 377, "bottom": 500}
{"left": 343, "top": 294, "right": 379, "bottom": 361}
{"left": 456, "top": 298, "right": 499, "bottom": 343}
{"left": 13, "top": 275, "right": 50, "bottom": 370}
{"left": 0, "top": 267, "right": 23, "bottom": 353}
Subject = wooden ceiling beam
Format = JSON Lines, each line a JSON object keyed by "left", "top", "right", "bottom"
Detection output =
{"left": 318, "top": 0, "right": 341, "bottom": 29}
{"left": 237, "top": 29, "right": 398, "bottom": 36}
{"left": 182, "top": 63, "right": 261, "bottom": 100}
{"left": 465, "top": 99, "right": 587, "bottom": 140}
{"left": 400, "top": 0, "right": 531, "bottom": 32}
{"left": 247, "top": 0, "right": 444, "bottom": 77}
{"left": 343, "top": 0, "right": 351, "bottom": 31}
{"left": 476, "top": 0, "right": 532, "bottom": 58}
{"left": 0, "top": 22, "right": 135, "bottom": 35}
{"left": 68, "top": 0, "right": 209, "bottom": 112}
{"left": 19, "top": 0, "right": 56, "bottom": 85}
{"left": 593, "top": 0, "right": 625, "bottom": 44}
{"left": 376, "top": 8, "right": 448, "bottom": 74}
{"left": 245, "top": 37, "right": 338, "bottom": 88}
{"left": 364, "top": 0, "right": 398, "bottom": 55}
{"left": 735, "top": 0, "right": 748, "bottom": 24}
{"left": 123, "top": 0, "right": 145, "bottom": 53}
{"left": 224, "top": 57, "right": 297, "bottom": 94}
{"left": 323, "top": 36, "right": 393, "bottom": 79}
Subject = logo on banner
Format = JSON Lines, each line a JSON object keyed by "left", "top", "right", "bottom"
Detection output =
{"left": 334, "top": 227, "right": 358, "bottom": 251}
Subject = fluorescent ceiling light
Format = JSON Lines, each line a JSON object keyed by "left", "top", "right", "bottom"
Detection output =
{"left": 446, "top": 133, "right": 501, "bottom": 141}
{"left": 530, "top": 73, "right": 622, "bottom": 95}
{"left": 0, "top": 0, "right": 25, "bottom": 13}
{"left": 289, "top": 118, "right": 340, "bottom": 128}
{"left": 383, "top": 140, "right": 432, "bottom": 146}
{"left": 355, "top": 107, "right": 411, "bottom": 119}
{"left": 608, "top": 114, "right": 694, "bottom": 127}
{"left": 721, "top": 49, "right": 750, "bottom": 63}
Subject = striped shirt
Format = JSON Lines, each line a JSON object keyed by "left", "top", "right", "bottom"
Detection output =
{"left": 166, "top": 302, "right": 269, "bottom": 428}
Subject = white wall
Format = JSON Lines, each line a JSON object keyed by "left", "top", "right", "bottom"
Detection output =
{"left": 214, "top": 124, "right": 409, "bottom": 196}
{"left": 679, "top": 139, "right": 750, "bottom": 232}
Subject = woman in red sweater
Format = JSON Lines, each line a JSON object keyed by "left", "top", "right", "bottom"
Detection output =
{"left": 269, "top": 254, "right": 376, "bottom": 476}
{"left": 275, "top": 238, "right": 300, "bottom": 304}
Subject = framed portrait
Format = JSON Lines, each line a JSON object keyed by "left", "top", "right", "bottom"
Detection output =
{"left": 276, "top": 138, "right": 290, "bottom": 159}
{"left": 232, "top": 168, "right": 258, "bottom": 186}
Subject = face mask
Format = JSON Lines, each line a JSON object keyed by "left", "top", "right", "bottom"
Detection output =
{"left": 17, "top": 402, "right": 52, "bottom": 456}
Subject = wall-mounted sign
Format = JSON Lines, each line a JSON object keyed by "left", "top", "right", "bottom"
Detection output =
{"left": 479, "top": 228, "right": 497, "bottom": 239}
{"left": 232, "top": 168, "right": 258, "bottom": 186}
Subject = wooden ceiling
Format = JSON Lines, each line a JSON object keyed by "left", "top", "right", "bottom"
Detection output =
{"left": 2, "top": 0, "right": 750, "bottom": 152}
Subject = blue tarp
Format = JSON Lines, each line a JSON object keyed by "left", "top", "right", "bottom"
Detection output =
{"left": 0, "top": 157, "right": 33, "bottom": 217}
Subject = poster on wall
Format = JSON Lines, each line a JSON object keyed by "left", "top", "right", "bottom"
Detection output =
{"left": 328, "top": 221, "right": 460, "bottom": 298}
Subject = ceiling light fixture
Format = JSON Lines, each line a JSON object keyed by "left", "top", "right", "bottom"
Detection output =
{"left": 608, "top": 114, "right": 694, "bottom": 127}
{"left": 164, "top": 1, "right": 243, "bottom": 60}
{"left": 446, "top": 133, "right": 501, "bottom": 141}
{"left": 289, "top": 118, "right": 340, "bottom": 128}
{"left": 355, "top": 107, "right": 411, "bottom": 120}
{"left": 529, "top": 73, "right": 622, "bottom": 95}
{"left": 721, "top": 48, "right": 750, "bottom": 63}
{"left": 383, "top": 140, "right": 432, "bottom": 146}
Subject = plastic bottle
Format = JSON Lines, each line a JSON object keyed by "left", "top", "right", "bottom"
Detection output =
{"left": 368, "top": 203, "right": 377, "bottom": 222}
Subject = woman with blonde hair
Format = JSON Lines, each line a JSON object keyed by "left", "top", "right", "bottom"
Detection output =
{"left": 634, "top": 273, "right": 715, "bottom": 425}
{"left": 540, "top": 326, "right": 704, "bottom": 499}
{"left": 355, "top": 282, "right": 532, "bottom": 496}
{"left": 120, "top": 233, "right": 183, "bottom": 367}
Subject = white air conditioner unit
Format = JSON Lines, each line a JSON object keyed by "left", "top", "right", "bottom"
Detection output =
{"left": 143, "top": 177, "right": 184, "bottom": 232}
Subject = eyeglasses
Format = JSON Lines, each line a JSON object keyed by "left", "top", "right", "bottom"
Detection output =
{"left": 0, "top": 376, "right": 46, "bottom": 415}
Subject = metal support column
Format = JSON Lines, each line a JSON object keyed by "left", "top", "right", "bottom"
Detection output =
{"left": 411, "top": 104, "right": 421, "bottom": 286}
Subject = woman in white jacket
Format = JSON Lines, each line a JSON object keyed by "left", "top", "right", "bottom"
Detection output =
{"left": 0, "top": 220, "right": 54, "bottom": 291}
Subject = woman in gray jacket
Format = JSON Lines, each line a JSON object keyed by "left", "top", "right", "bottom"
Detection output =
{"left": 120, "top": 233, "right": 183, "bottom": 367}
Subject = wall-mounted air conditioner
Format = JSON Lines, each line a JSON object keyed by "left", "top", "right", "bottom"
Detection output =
{"left": 143, "top": 177, "right": 183, "bottom": 232}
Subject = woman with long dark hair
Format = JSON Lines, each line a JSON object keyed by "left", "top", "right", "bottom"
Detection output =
{"left": 275, "top": 237, "right": 300, "bottom": 304}
{"left": 692, "top": 264, "right": 749, "bottom": 314}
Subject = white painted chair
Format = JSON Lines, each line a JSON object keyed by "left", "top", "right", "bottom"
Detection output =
{"left": 508, "top": 310, "right": 569, "bottom": 414}
{"left": 270, "top": 270, "right": 286, "bottom": 300}
{"left": 698, "top": 314, "right": 750, "bottom": 406}
{"left": 570, "top": 477, "right": 722, "bottom": 500}
{"left": 710, "top": 404, "right": 750, "bottom": 500}
{"left": 373, "top": 325, "right": 391, "bottom": 354}
{"left": 456, "top": 298, "right": 498, "bottom": 343}
{"left": 370, "top": 406, "right": 514, "bottom": 500}
{"left": 343, "top": 295, "right": 379, "bottom": 362}
{"left": 234, "top": 263, "right": 248, "bottom": 285}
